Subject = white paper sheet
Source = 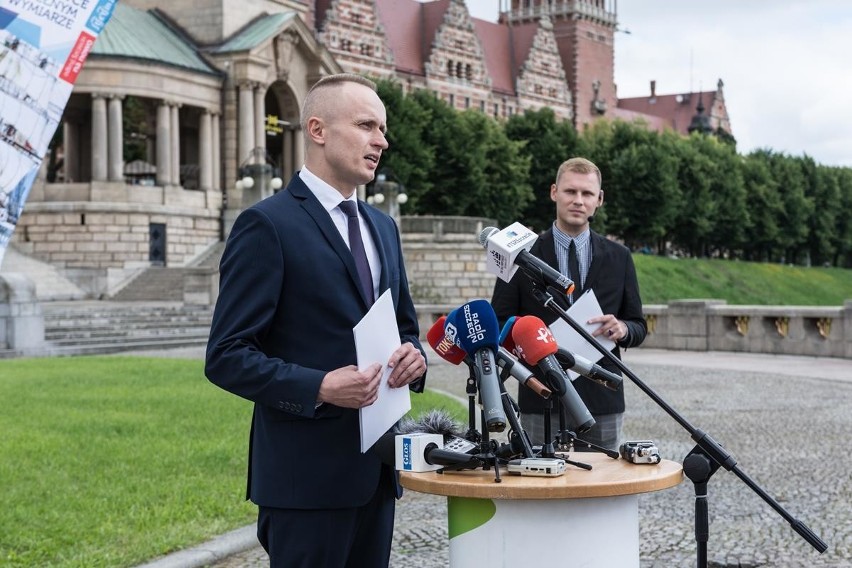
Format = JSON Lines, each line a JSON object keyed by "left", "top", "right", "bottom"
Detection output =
{"left": 354, "top": 289, "right": 411, "bottom": 452}
{"left": 548, "top": 289, "right": 616, "bottom": 379}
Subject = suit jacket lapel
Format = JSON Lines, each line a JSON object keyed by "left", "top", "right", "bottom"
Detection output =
{"left": 584, "top": 231, "right": 609, "bottom": 289}
{"left": 288, "top": 177, "right": 373, "bottom": 307}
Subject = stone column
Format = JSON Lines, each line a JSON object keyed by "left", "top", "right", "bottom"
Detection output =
{"left": 63, "top": 121, "right": 78, "bottom": 182}
{"left": 211, "top": 113, "right": 221, "bottom": 191}
{"left": 107, "top": 95, "right": 124, "bottom": 182}
{"left": 91, "top": 94, "right": 108, "bottom": 182}
{"left": 0, "top": 274, "right": 44, "bottom": 352}
{"left": 170, "top": 103, "right": 181, "bottom": 186}
{"left": 283, "top": 127, "right": 294, "bottom": 181}
{"left": 254, "top": 85, "right": 266, "bottom": 157}
{"left": 198, "top": 110, "right": 213, "bottom": 191}
{"left": 238, "top": 82, "right": 254, "bottom": 165}
{"left": 156, "top": 101, "right": 171, "bottom": 186}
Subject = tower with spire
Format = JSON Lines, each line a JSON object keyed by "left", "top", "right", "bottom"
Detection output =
{"left": 503, "top": 0, "right": 618, "bottom": 130}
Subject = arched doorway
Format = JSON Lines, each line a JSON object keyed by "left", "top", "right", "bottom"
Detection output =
{"left": 264, "top": 82, "right": 301, "bottom": 185}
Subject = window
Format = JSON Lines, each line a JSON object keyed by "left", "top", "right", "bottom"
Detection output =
{"left": 340, "top": 39, "right": 351, "bottom": 52}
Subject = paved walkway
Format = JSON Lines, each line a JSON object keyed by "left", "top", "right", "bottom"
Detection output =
{"left": 134, "top": 348, "right": 852, "bottom": 568}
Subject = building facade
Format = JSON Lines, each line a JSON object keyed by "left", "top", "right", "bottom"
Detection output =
{"left": 10, "top": 0, "right": 730, "bottom": 297}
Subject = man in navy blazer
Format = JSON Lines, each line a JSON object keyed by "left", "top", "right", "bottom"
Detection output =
{"left": 491, "top": 157, "right": 645, "bottom": 451}
{"left": 205, "top": 74, "right": 427, "bottom": 567}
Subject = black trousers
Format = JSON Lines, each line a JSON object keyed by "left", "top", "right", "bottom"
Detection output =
{"left": 257, "top": 468, "right": 396, "bottom": 568}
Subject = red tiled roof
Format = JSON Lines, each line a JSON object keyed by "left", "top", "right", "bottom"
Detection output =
{"left": 611, "top": 107, "right": 671, "bottom": 132}
{"left": 376, "top": 0, "right": 426, "bottom": 75}
{"left": 421, "top": 0, "right": 450, "bottom": 61}
{"left": 617, "top": 90, "right": 716, "bottom": 135}
{"left": 473, "top": 18, "right": 514, "bottom": 94}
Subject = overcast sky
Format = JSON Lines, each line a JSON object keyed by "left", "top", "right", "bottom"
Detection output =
{"left": 464, "top": 1, "right": 852, "bottom": 168}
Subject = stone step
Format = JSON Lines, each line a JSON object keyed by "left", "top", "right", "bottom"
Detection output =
{"left": 47, "top": 328, "right": 211, "bottom": 346}
{"left": 32, "top": 300, "right": 215, "bottom": 356}
{"left": 44, "top": 313, "right": 213, "bottom": 326}
{"left": 111, "top": 268, "right": 193, "bottom": 302}
{"left": 41, "top": 336, "right": 211, "bottom": 357}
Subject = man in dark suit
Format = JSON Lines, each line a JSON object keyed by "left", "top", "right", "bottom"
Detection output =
{"left": 205, "top": 73, "right": 427, "bottom": 567}
{"left": 491, "top": 157, "right": 645, "bottom": 451}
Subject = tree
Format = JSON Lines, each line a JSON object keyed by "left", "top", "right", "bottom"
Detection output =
{"left": 505, "top": 107, "right": 579, "bottom": 231}
{"left": 764, "top": 152, "right": 813, "bottom": 264}
{"left": 801, "top": 157, "right": 840, "bottom": 266}
{"left": 374, "top": 81, "right": 435, "bottom": 210}
{"left": 741, "top": 151, "right": 783, "bottom": 262}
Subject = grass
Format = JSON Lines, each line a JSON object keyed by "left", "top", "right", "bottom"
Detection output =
{"left": 0, "top": 357, "right": 465, "bottom": 568}
{"left": 633, "top": 254, "right": 852, "bottom": 306}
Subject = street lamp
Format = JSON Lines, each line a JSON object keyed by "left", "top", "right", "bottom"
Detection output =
{"left": 235, "top": 147, "right": 283, "bottom": 206}
{"left": 368, "top": 167, "right": 407, "bottom": 222}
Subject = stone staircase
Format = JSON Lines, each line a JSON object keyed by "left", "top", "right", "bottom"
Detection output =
{"left": 110, "top": 268, "right": 194, "bottom": 302}
{"left": 38, "top": 301, "right": 213, "bottom": 356}
{"left": 1, "top": 244, "right": 223, "bottom": 358}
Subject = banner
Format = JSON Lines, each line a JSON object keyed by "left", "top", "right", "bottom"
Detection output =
{"left": 0, "top": 0, "right": 117, "bottom": 268}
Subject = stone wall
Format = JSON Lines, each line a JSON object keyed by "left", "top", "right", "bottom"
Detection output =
{"left": 642, "top": 300, "right": 852, "bottom": 359}
{"left": 12, "top": 184, "right": 222, "bottom": 296}
{"left": 401, "top": 216, "right": 497, "bottom": 307}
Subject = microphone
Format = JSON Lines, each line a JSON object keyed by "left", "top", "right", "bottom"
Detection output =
{"left": 444, "top": 300, "right": 508, "bottom": 433}
{"left": 426, "top": 316, "right": 468, "bottom": 365}
{"left": 498, "top": 316, "right": 517, "bottom": 350}
{"left": 511, "top": 315, "right": 595, "bottom": 433}
{"left": 374, "top": 410, "right": 483, "bottom": 471}
{"left": 497, "top": 317, "right": 552, "bottom": 399}
{"left": 430, "top": 315, "right": 549, "bottom": 398}
{"left": 479, "top": 224, "right": 575, "bottom": 295}
{"left": 496, "top": 347, "right": 552, "bottom": 399}
{"left": 556, "top": 348, "right": 623, "bottom": 391}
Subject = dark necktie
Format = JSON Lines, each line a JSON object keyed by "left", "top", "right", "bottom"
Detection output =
{"left": 568, "top": 239, "right": 582, "bottom": 302}
{"left": 338, "top": 200, "right": 374, "bottom": 305}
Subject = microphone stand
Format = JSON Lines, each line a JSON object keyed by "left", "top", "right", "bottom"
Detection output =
{"left": 463, "top": 364, "right": 481, "bottom": 444}
{"left": 497, "top": 371, "right": 535, "bottom": 459}
{"left": 529, "top": 285, "right": 828, "bottom": 565}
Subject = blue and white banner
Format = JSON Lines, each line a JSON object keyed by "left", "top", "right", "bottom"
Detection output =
{"left": 0, "top": 0, "right": 117, "bottom": 267}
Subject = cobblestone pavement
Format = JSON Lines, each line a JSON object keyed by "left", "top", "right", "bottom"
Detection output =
{"left": 164, "top": 350, "right": 851, "bottom": 568}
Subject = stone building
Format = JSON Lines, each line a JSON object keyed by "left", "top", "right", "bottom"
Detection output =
{"left": 9, "top": 0, "right": 730, "bottom": 298}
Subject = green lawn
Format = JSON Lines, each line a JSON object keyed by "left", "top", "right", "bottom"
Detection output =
{"left": 633, "top": 254, "right": 852, "bottom": 306}
{"left": 0, "top": 357, "right": 463, "bottom": 567}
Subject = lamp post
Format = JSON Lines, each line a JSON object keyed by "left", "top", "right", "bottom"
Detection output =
{"left": 368, "top": 167, "right": 407, "bottom": 223}
{"left": 235, "top": 147, "right": 283, "bottom": 207}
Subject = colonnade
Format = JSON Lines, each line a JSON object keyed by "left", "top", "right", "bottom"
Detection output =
{"left": 73, "top": 93, "right": 221, "bottom": 190}
{"left": 61, "top": 84, "right": 300, "bottom": 192}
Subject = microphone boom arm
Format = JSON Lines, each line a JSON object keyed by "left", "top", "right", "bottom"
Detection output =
{"left": 529, "top": 285, "right": 828, "bottom": 558}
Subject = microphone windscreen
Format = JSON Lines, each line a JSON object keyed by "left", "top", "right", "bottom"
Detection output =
{"left": 398, "top": 409, "right": 464, "bottom": 438}
{"left": 426, "top": 316, "right": 467, "bottom": 365}
{"left": 445, "top": 299, "right": 500, "bottom": 354}
{"left": 478, "top": 226, "right": 499, "bottom": 248}
{"left": 498, "top": 316, "right": 517, "bottom": 353}
{"left": 511, "top": 315, "right": 558, "bottom": 366}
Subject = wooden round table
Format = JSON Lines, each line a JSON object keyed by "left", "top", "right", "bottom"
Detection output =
{"left": 400, "top": 453, "right": 682, "bottom": 567}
